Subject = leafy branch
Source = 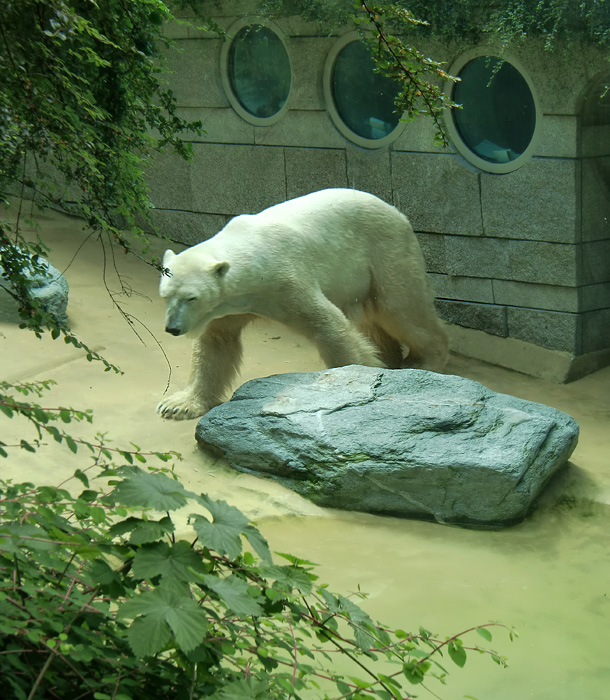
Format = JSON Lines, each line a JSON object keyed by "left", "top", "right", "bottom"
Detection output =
{"left": 356, "top": 1, "right": 460, "bottom": 146}
{"left": 0, "top": 380, "right": 179, "bottom": 464}
{"left": 0, "top": 0, "right": 211, "bottom": 369}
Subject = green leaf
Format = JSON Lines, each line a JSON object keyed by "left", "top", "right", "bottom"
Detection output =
{"left": 318, "top": 589, "right": 376, "bottom": 649}
{"left": 73, "top": 469, "right": 90, "bottom": 487}
{"left": 349, "top": 676, "right": 372, "bottom": 689}
{"left": 90, "top": 507, "right": 106, "bottom": 525}
{"left": 242, "top": 524, "right": 272, "bottom": 563}
{"left": 129, "top": 516, "right": 175, "bottom": 545}
{"left": 491, "top": 653, "right": 507, "bottom": 666}
{"left": 89, "top": 559, "right": 123, "bottom": 590}
{"left": 403, "top": 660, "right": 430, "bottom": 684}
{"left": 335, "top": 680, "right": 351, "bottom": 695}
{"left": 261, "top": 564, "right": 313, "bottom": 595}
{"left": 374, "top": 691, "right": 394, "bottom": 700}
{"left": 190, "top": 494, "right": 250, "bottom": 559}
{"left": 164, "top": 600, "right": 210, "bottom": 653}
{"left": 476, "top": 626, "right": 493, "bottom": 642}
{"left": 275, "top": 552, "right": 317, "bottom": 567}
{"left": 132, "top": 540, "right": 204, "bottom": 581}
{"left": 46, "top": 425, "right": 63, "bottom": 443}
{"left": 210, "top": 678, "right": 269, "bottom": 699}
{"left": 377, "top": 674, "right": 403, "bottom": 692}
{"left": 195, "top": 493, "right": 250, "bottom": 529}
{"left": 37, "top": 486, "right": 60, "bottom": 503}
{"left": 203, "top": 574, "right": 263, "bottom": 616}
{"left": 120, "top": 586, "right": 208, "bottom": 654}
{"left": 112, "top": 469, "right": 188, "bottom": 511}
{"left": 108, "top": 516, "right": 145, "bottom": 537}
{"left": 127, "top": 613, "right": 172, "bottom": 657}
{"left": 0, "top": 404, "right": 14, "bottom": 418}
{"left": 448, "top": 639, "right": 467, "bottom": 668}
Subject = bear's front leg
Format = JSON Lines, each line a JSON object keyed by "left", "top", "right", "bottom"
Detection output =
{"left": 157, "top": 315, "right": 251, "bottom": 420}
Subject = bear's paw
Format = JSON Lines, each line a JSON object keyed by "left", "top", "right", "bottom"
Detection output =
{"left": 156, "top": 390, "right": 214, "bottom": 421}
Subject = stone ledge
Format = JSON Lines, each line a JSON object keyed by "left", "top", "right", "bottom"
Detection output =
{"left": 448, "top": 324, "right": 610, "bottom": 383}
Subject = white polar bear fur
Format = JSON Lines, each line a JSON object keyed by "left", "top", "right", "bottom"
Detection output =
{"left": 157, "top": 188, "right": 448, "bottom": 420}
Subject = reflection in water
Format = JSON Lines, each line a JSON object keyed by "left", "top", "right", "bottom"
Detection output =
{"left": 2, "top": 206, "right": 609, "bottom": 699}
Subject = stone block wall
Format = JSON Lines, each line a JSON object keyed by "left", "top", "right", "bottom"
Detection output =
{"left": 147, "top": 1, "right": 610, "bottom": 381}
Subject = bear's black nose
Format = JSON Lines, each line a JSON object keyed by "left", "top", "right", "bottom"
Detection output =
{"left": 165, "top": 327, "right": 181, "bottom": 336}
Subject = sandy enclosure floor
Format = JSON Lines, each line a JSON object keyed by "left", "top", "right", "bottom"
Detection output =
{"left": 2, "top": 206, "right": 610, "bottom": 699}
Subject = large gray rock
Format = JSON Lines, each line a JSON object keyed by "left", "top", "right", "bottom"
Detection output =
{"left": 0, "top": 254, "right": 69, "bottom": 327}
{"left": 195, "top": 366, "right": 579, "bottom": 528}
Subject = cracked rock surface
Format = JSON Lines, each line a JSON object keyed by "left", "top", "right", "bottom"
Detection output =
{"left": 195, "top": 366, "right": 579, "bottom": 528}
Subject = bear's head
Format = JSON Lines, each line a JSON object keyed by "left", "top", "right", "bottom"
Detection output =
{"left": 160, "top": 248, "right": 230, "bottom": 337}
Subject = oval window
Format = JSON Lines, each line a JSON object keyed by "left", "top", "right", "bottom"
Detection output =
{"left": 447, "top": 52, "right": 539, "bottom": 173}
{"left": 324, "top": 33, "right": 405, "bottom": 149}
{"left": 222, "top": 22, "right": 291, "bottom": 125}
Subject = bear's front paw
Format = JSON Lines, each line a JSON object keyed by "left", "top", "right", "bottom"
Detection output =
{"left": 156, "top": 391, "right": 215, "bottom": 420}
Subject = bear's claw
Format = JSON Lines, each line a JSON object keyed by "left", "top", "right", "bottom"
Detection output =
{"left": 156, "top": 391, "right": 210, "bottom": 420}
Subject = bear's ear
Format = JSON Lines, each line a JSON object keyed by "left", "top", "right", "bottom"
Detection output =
{"left": 212, "top": 261, "right": 230, "bottom": 278}
{"left": 162, "top": 249, "right": 176, "bottom": 268}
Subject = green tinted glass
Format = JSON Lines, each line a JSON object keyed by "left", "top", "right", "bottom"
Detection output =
{"left": 228, "top": 25, "right": 291, "bottom": 119}
{"left": 453, "top": 57, "right": 536, "bottom": 164}
{"left": 332, "top": 41, "right": 401, "bottom": 140}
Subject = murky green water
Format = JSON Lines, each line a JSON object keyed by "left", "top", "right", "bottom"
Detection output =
{"left": 261, "top": 502, "right": 610, "bottom": 699}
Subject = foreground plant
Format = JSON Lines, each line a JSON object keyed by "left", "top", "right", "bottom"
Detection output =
{"left": 0, "top": 383, "right": 512, "bottom": 700}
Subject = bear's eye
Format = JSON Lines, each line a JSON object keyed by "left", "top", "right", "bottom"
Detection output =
{"left": 186, "top": 296, "right": 197, "bottom": 302}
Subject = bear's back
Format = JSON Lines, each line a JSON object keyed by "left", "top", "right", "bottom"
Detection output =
{"left": 202, "top": 188, "right": 413, "bottom": 273}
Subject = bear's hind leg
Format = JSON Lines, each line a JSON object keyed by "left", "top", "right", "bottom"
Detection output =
{"left": 376, "top": 308, "right": 448, "bottom": 372}
{"left": 157, "top": 314, "right": 253, "bottom": 420}
{"left": 360, "top": 321, "right": 404, "bottom": 369}
{"left": 284, "top": 294, "right": 384, "bottom": 369}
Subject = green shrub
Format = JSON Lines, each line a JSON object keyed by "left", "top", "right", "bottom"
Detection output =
{"left": 0, "top": 383, "right": 511, "bottom": 700}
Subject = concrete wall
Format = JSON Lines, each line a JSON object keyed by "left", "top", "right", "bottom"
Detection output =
{"left": 148, "top": 1, "right": 610, "bottom": 381}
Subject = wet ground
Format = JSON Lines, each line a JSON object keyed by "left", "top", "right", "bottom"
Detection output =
{"left": 2, "top": 206, "right": 609, "bottom": 699}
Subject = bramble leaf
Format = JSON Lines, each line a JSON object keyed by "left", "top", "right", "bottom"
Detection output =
{"left": 261, "top": 564, "right": 314, "bottom": 595}
{"left": 127, "top": 613, "right": 172, "bottom": 657}
{"left": 203, "top": 574, "right": 263, "bottom": 617}
{"left": 190, "top": 494, "right": 250, "bottom": 559}
{"left": 242, "top": 524, "right": 272, "bottom": 563}
{"left": 112, "top": 469, "right": 188, "bottom": 511}
{"left": 120, "top": 586, "right": 208, "bottom": 654}
{"left": 129, "top": 516, "right": 175, "bottom": 545}
{"left": 208, "top": 678, "right": 269, "bottom": 699}
{"left": 132, "top": 540, "right": 204, "bottom": 581}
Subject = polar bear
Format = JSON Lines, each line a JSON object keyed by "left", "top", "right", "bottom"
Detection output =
{"left": 157, "top": 188, "right": 448, "bottom": 420}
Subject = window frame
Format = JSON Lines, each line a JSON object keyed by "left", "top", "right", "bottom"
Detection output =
{"left": 323, "top": 31, "right": 406, "bottom": 149}
{"left": 444, "top": 48, "right": 541, "bottom": 174}
{"left": 220, "top": 18, "right": 292, "bottom": 127}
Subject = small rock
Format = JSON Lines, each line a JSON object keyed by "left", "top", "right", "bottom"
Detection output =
{"left": 195, "top": 366, "right": 579, "bottom": 528}
{"left": 0, "top": 253, "right": 69, "bottom": 327}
